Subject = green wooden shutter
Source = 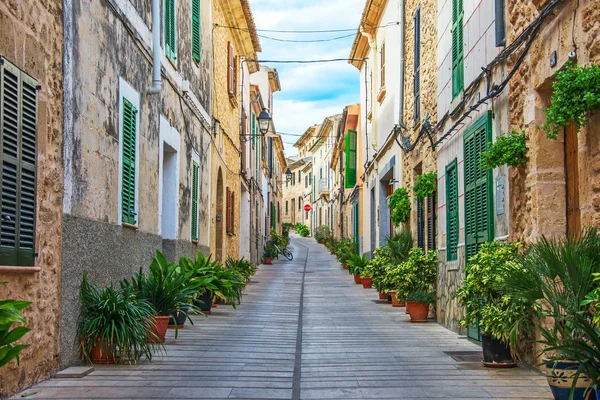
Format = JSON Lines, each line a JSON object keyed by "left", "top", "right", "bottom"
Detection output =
{"left": 165, "top": 0, "right": 177, "bottom": 61}
{"left": 121, "top": 99, "right": 137, "bottom": 225}
{"left": 0, "top": 60, "right": 37, "bottom": 266}
{"left": 417, "top": 198, "right": 425, "bottom": 249}
{"left": 345, "top": 129, "right": 356, "bottom": 188}
{"left": 446, "top": 159, "right": 458, "bottom": 261}
{"left": 451, "top": 0, "right": 464, "bottom": 99}
{"left": 427, "top": 193, "right": 436, "bottom": 251}
{"left": 191, "top": 0, "right": 201, "bottom": 63}
{"left": 191, "top": 162, "right": 199, "bottom": 240}
{"left": 414, "top": 5, "right": 421, "bottom": 124}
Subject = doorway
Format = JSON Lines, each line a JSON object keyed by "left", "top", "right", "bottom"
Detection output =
{"left": 216, "top": 168, "right": 224, "bottom": 261}
{"left": 161, "top": 143, "right": 178, "bottom": 239}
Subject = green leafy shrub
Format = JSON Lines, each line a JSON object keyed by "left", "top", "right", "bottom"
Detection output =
{"left": 543, "top": 61, "right": 600, "bottom": 139}
{"left": 392, "top": 248, "right": 437, "bottom": 301}
{"left": 406, "top": 290, "right": 436, "bottom": 305}
{"left": 0, "top": 282, "right": 30, "bottom": 367}
{"left": 333, "top": 237, "right": 356, "bottom": 264}
{"left": 295, "top": 223, "right": 309, "bottom": 237}
{"left": 263, "top": 242, "right": 278, "bottom": 258}
{"left": 314, "top": 225, "right": 332, "bottom": 243}
{"left": 455, "top": 241, "right": 534, "bottom": 352}
{"left": 388, "top": 188, "right": 411, "bottom": 226}
{"left": 480, "top": 130, "right": 528, "bottom": 170}
{"left": 413, "top": 172, "right": 437, "bottom": 200}
{"left": 271, "top": 229, "right": 290, "bottom": 248}
{"left": 78, "top": 274, "right": 158, "bottom": 363}
{"left": 367, "top": 247, "right": 393, "bottom": 293}
{"left": 225, "top": 257, "right": 257, "bottom": 284}
{"left": 347, "top": 253, "right": 369, "bottom": 276}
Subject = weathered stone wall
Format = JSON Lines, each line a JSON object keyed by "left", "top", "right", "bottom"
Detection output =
{"left": 507, "top": 0, "right": 600, "bottom": 243}
{"left": 436, "top": 247, "right": 467, "bottom": 334}
{"left": 0, "top": 0, "right": 64, "bottom": 396}
{"left": 59, "top": 0, "right": 213, "bottom": 367}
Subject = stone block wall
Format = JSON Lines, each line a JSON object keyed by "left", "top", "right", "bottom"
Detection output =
{"left": 0, "top": 0, "right": 64, "bottom": 395}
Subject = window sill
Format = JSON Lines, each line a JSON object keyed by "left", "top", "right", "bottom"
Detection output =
{"left": 122, "top": 222, "right": 139, "bottom": 230}
{"left": 450, "top": 91, "right": 464, "bottom": 116}
{"left": 0, "top": 266, "right": 41, "bottom": 274}
{"left": 167, "top": 55, "right": 177, "bottom": 70}
{"left": 192, "top": 239, "right": 199, "bottom": 244}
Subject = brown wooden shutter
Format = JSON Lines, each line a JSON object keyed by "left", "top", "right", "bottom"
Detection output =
{"left": 241, "top": 110, "right": 247, "bottom": 174}
{"left": 232, "top": 56, "right": 238, "bottom": 98}
{"left": 227, "top": 42, "right": 234, "bottom": 96}
{"left": 226, "top": 187, "right": 231, "bottom": 234}
{"left": 230, "top": 191, "right": 235, "bottom": 234}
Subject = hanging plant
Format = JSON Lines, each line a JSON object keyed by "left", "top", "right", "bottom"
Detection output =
{"left": 479, "top": 130, "right": 528, "bottom": 170}
{"left": 389, "top": 188, "right": 411, "bottom": 226}
{"left": 413, "top": 172, "right": 437, "bottom": 200}
{"left": 543, "top": 61, "right": 600, "bottom": 139}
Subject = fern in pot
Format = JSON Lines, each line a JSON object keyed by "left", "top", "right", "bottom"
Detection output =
{"left": 347, "top": 253, "right": 368, "bottom": 285}
{"left": 78, "top": 274, "right": 158, "bottom": 364}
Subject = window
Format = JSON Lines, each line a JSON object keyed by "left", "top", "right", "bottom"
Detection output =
{"left": 164, "top": 0, "right": 177, "bottom": 62}
{"left": 251, "top": 112, "right": 257, "bottom": 148}
{"left": 286, "top": 200, "right": 288, "bottom": 215}
{"left": 427, "top": 193, "right": 436, "bottom": 251}
{"left": 0, "top": 59, "right": 38, "bottom": 266}
{"left": 227, "top": 42, "right": 236, "bottom": 97}
{"left": 268, "top": 137, "right": 273, "bottom": 178}
{"left": 446, "top": 159, "right": 458, "bottom": 261}
{"left": 298, "top": 170, "right": 301, "bottom": 183}
{"left": 451, "top": 0, "right": 464, "bottom": 98}
{"left": 345, "top": 130, "right": 357, "bottom": 188}
{"left": 298, "top": 197, "right": 301, "bottom": 210}
{"left": 226, "top": 187, "right": 234, "bottom": 235}
{"left": 271, "top": 203, "right": 276, "bottom": 230}
{"left": 191, "top": 0, "right": 201, "bottom": 63}
{"left": 380, "top": 42, "right": 386, "bottom": 88}
{"left": 305, "top": 175, "right": 308, "bottom": 188}
{"left": 191, "top": 161, "right": 199, "bottom": 240}
{"left": 414, "top": 5, "right": 421, "bottom": 124}
{"left": 417, "top": 199, "right": 425, "bottom": 249}
{"left": 119, "top": 78, "right": 140, "bottom": 227}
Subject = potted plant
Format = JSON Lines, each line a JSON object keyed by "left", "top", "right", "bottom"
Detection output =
{"left": 295, "top": 223, "right": 310, "bottom": 237}
{"left": 263, "top": 243, "right": 278, "bottom": 264}
{"left": 394, "top": 248, "right": 437, "bottom": 317}
{"left": 405, "top": 291, "right": 436, "bottom": 322}
{"left": 456, "top": 241, "right": 531, "bottom": 367}
{"left": 334, "top": 237, "right": 356, "bottom": 269}
{"left": 365, "top": 248, "right": 392, "bottom": 300}
{"left": 78, "top": 274, "right": 158, "bottom": 364}
{"left": 315, "top": 225, "right": 331, "bottom": 245}
{"left": 500, "top": 229, "right": 600, "bottom": 399}
{"left": 347, "top": 253, "right": 368, "bottom": 284}
{"left": 0, "top": 282, "right": 30, "bottom": 368}
{"left": 123, "top": 251, "right": 201, "bottom": 343}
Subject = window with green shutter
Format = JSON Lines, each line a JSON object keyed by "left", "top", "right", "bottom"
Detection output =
{"left": 463, "top": 112, "right": 493, "bottom": 261}
{"left": 417, "top": 199, "right": 425, "bottom": 249}
{"left": 191, "top": 161, "right": 199, "bottom": 240}
{"left": 191, "top": 0, "right": 201, "bottom": 63}
{"left": 121, "top": 98, "right": 138, "bottom": 225}
{"left": 445, "top": 158, "right": 458, "bottom": 261}
{"left": 165, "top": 0, "right": 177, "bottom": 62}
{"left": 451, "top": 0, "right": 464, "bottom": 99}
{"left": 0, "top": 58, "right": 38, "bottom": 267}
{"left": 414, "top": 5, "right": 421, "bottom": 124}
{"left": 345, "top": 129, "right": 357, "bottom": 188}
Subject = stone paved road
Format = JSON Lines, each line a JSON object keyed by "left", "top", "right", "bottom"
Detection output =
{"left": 15, "top": 235, "right": 551, "bottom": 399}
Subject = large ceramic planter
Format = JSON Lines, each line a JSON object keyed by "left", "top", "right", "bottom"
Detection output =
{"left": 390, "top": 290, "right": 402, "bottom": 307}
{"left": 361, "top": 277, "right": 373, "bottom": 289}
{"left": 147, "top": 316, "right": 170, "bottom": 343}
{"left": 90, "top": 338, "right": 117, "bottom": 364}
{"left": 546, "top": 360, "right": 593, "bottom": 400}
{"left": 264, "top": 257, "right": 272, "bottom": 265}
{"left": 408, "top": 301, "right": 429, "bottom": 322}
{"left": 405, "top": 300, "right": 412, "bottom": 314}
{"left": 169, "top": 306, "right": 189, "bottom": 328}
{"left": 378, "top": 292, "right": 388, "bottom": 300}
{"left": 194, "top": 291, "right": 213, "bottom": 314}
{"left": 353, "top": 274, "right": 362, "bottom": 284}
{"left": 481, "top": 334, "right": 516, "bottom": 367}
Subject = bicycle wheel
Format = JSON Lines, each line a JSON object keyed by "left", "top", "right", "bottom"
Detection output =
{"left": 282, "top": 247, "right": 293, "bottom": 260}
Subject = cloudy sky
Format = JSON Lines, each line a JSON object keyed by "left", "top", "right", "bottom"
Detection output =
{"left": 249, "top": 0, "right": 365, "bottom": 155}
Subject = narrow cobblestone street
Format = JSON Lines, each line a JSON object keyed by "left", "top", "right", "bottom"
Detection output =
{"left": 16, "top": 235, "right": 551, "bottom": 399}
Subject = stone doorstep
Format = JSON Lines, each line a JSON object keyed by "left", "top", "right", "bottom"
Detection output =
{"left": 52, "top": 366, "right": 94, "bottom": 379}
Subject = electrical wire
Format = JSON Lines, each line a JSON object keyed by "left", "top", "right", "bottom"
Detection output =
{"left": 247, "top": 58, "right": 367, "bottom": 64}
{"left": 257, "top": 33, "right": 356, "bottom": 43}
{"left": 214, "top": 22, "right": 399, "bottom": 34}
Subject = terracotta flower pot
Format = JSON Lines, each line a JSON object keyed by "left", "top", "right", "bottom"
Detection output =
{"left": 264, "top": 257, "right": 272, "bottom": 265}
{"left": 361, "top": 277, "right": 373, "bottom": 289}
{"left": 390, "top": 290, "right": 402, "bottom": 307}
{"left": 90, "top": 338, "right": 118, "bottom": 364}
{"left": 405, "top": 300, "right": 412, "bottom": 314}
{"left": 408, "top": 301, "right": 429, "bottom": 322}
{"left": 147, "top": 316, "right": 170, "bottom": 343}
{"left": 378, "top": 292, "right": 388, "bottom": 300}
{"left": 353, "top": 274, "right": 362, "bottom": 284}
{"left": 343, "top": 263, "right": 349, "bottom": 270}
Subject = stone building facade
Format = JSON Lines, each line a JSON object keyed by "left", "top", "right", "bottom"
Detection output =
{"left": 282, "top": 157, "right": 311, "bottom": 228}
{"left": 60, "top": 0, "right": 214, "bottom": 367}
{"left": 211, "top": 0, "right": 260, "bottom": 262}
{"left": 0, "top": 0, "right": 64, "bottom": 395}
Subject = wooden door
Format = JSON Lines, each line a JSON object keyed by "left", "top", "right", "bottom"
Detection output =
{"left": 565, "top": 121, "right": 580, "bottom": 239}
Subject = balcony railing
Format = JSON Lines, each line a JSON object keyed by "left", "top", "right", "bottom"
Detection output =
{"left": 318, "top": 178, "right": 330, "bottom": 196}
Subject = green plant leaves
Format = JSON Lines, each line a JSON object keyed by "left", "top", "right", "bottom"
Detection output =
{"left": 0, "top": 282, "right": 31, "bottom": 368}
{"left": 479, "top": 130, "right": 528, "bottom": 170}
{"left": 413, "top": 172, "right": 437, "bottom": 200}
{"left": 388, "top": 188, "right": 411, "bottom": 226}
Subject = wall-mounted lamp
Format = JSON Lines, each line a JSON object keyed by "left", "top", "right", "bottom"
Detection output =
{"left": 257, "top": 107, "right": 272, "bottom": 135}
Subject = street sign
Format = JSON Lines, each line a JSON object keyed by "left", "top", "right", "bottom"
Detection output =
{"left": 304, "top": 204, "right": 311, "bottom": 212}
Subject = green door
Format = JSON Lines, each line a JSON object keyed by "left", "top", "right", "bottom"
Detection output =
{"left": 463, "top": 112, "right": 494, "bottom": 341}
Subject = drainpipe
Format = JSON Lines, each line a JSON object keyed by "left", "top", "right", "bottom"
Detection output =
{"left": 397, "top": 0, "right": 406, "bottom": 134}
{"left": 147, "top": 0, "right": 162, "bottom": 94}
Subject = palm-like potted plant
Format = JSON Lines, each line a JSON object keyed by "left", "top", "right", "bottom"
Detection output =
{"left": 334, "top": 237, "right": 356, "bottom": 269}
{"left": 455, "top": 241, "right": 533, "bottom": 366}
{"left": 123, "top": 251, "right": 201, "bottom": 343}
{"left": 0, "top": 282, "right": 30, "bottom": 368}
{"left": 499, "top": 229, "right": 600, "bottom": 399}
{"left": 347, "top": 253, "right": 368, "bottom": 285}
{"left": 263, "top": 243, "right": 277, "bottom": 264}
{"left": 78, "top": 274, "right": 158, "bottom": 364}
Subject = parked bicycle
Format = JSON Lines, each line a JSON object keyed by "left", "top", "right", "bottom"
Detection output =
{"left": 268, "top": 239, "right": 293, "bottom": 260}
